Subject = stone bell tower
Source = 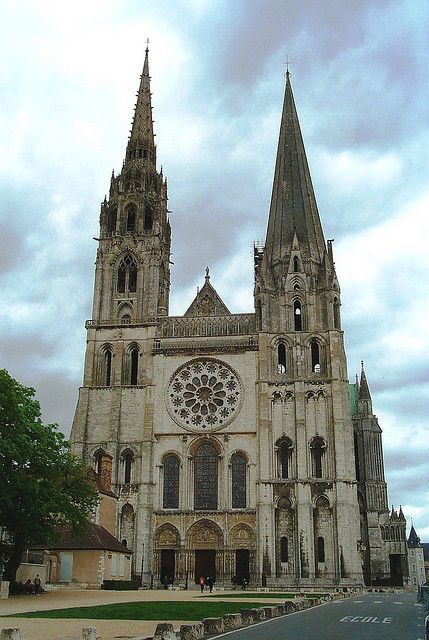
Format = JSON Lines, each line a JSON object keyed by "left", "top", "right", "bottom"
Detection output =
{"left": 254, "top": 71, "right": 363, "bottom": 585}
{"left": 93, "top": 46, "right": 171, "bottom": 324}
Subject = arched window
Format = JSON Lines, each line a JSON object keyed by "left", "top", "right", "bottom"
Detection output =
{"left": 277, "top": 438, "right": 293, "bottom": 479}
{"left": 277, "top": 342, "right": 286, "bottom": 374}
{"left": 293, "top": 256, "right": 299, "bottom": 272}
{"left": 280, "top": 536, "right": 288, "bottom": 563}
{"left": 117, "top": 254, "right": 137, "bottom": 294}
{"left": 108, "top": 207, "right": 117, "bottom": 234}
{"left": 104, "top": 349, "right": 112, "bottom": 386}
{"left": 333, "top": 297, "right": 341, "bottom": 329}
{"left": 144, "top": 204, "right": 153, "bottom": 231}
{"left": 317, "top": 536, "right": 325, "bottom": 563}
{"left": 130, "top": 348, "right": 138, "bottom": 386}
{"left": 194, "top": 442, "right": 218, "bottom": 510}
{"left": 126, "top": 204, "right": 136, "bottom": 232}
{"left": 310, "top": 437, "right": 325, "bottom": 478}
{"left": 293, "top": 300, "right": 302, "bottom": 331}
{"left": 163, "top": 455, "right": 180, "bottom": 509}
{"left": 231, "top": 454, "right": 247, "bottom": 508}
{"left": 94, "top": 450, "right": 104, "bottom": 476}
{"left": 311, "top": 340, "right": 320, "bottom": 373}
{"left": 122, "top": 451, "right": 134, "bottom": 484}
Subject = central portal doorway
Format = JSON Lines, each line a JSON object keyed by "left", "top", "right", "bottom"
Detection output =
{"left": 195, "top": 550, "right": 216, "bottom": 583}
{"left": 235, "top": 549, "right": 250, "bottom": 583}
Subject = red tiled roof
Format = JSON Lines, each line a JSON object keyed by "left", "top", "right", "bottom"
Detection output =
{"left": 32, "top": 523, "right": 132, "bottom": 554}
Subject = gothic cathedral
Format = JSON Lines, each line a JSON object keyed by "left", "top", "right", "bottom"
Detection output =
{"left": 70, "top": 49, "right": 408, "bottom": 588}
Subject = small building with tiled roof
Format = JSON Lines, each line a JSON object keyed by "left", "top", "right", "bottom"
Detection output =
{"left": 407, "top": 526, "right": 425, "bottom": 589}
{"left": 23, "top": 453, "right": 133, "bottom": 588}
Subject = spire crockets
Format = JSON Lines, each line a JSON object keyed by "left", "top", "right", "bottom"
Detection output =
{"left": 126, "top": 45, "right": 156, "bottom": 166}
{"left": 265, "top": 71, "right": 326, "bottom": 265}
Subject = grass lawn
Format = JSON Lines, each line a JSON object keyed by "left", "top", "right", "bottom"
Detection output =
{"left": 204, "top": 592, "right": 328, "bottom": 599}
{"left": 9, "top": 600, "right": 270, "bottom": 621}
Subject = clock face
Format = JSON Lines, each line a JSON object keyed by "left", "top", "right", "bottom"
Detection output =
{"left": 166, "top": 358, "right": 243, "bottom": 432}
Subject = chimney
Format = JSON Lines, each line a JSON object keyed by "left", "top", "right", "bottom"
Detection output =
{"left": 99, "top": 453, "right": 113, "bottom": 492}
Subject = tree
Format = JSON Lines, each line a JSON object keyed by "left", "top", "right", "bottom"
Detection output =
{"left": 0, "top": 369, "right": 98, "bottom": 582}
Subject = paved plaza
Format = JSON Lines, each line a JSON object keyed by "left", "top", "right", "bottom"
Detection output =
{"left": 0, "top": 588, "right": 297, "bottom": 640}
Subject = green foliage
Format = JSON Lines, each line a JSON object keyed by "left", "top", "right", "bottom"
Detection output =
{"left": 11, "top": 600, "right": 268, "bottom": 620}
{"left": 0, "top": 369, "right": 98, "bottom": 580}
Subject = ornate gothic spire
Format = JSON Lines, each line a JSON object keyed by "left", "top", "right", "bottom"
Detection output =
{"left": 126, "top": 45, "right": 156, "bottom": 165}
{"left": 265, "top": 71, "right": 326, "bottom": 265}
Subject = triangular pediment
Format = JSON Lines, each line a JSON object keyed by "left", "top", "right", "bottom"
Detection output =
{"left": 184, "top": 270, "right": 230, "bottom": 317}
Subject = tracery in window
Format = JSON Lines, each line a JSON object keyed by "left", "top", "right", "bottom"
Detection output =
{"left": 163, "top": 454, "right": 180, "bottom": 509}
{"left": 117, "top": 254, "right": 137, "bottom": 294}
{"left": 231, "top": 453, "right": 247, "bottom": 508}
{"left": 294, "top": 300, "right": 302, "bottom": 331}
{"left": 194, "top": 442, "right": 218, "bottom": 510}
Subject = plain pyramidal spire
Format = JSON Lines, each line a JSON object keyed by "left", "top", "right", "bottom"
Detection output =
{"left": 359, "top": 361, "right": 372, "bottom": 401}
{"left": 265, "top": 70, "right": 326, "bottom": 265}
{"left": 126, "top": 44, "right": 156, "bottom": 163}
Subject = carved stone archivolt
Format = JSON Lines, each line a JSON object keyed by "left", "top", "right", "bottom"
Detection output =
{"left": 156, "top": 524, "right": 180, "bottom": 548}
{"left": 229, "top": 524, "right": 255, "bottom": 547}
{"left": 187, "top": 519, "right": 224, "bottom": 549}
{"left": 166, "top": 358, "right": 243, "bottom": 432}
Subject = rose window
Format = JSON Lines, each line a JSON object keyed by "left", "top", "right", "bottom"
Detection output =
{"left": 166, "top": 359, "right": 242, "bottom": 431}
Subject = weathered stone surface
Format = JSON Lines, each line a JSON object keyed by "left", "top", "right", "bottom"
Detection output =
{"left": 179, "top": 622, "right": 204, "bottom": 640}
{"left": 261, "top": 606, "right": 277, "bottom": 619}
{"left": 0, "top": 582, "right": 9, "bottom": 600}
{"left": 153, "top": 622, "right": 176, "bottom": 640}
{"left": 0, "top": 630, "right": 21, "bottom": 640}
{"left": 239, "top": 609, "right": 254, "bottom": 626}
{"left": 81, "top": 628, "right": 97, "bottom": 640}
{"left": 251, "top": 607, "right": 266, "bottom": 621}
{"left": 223, "top": 613, "right": 241, "bottom": 631}
{"left": 276, "top": 603, "right": 286, "bottom": 615}
{"left": 203, "top": 618, "right": 224, "bottom": 634}
{"left": 284, "top": 600, "right": 297, "bottom": 613}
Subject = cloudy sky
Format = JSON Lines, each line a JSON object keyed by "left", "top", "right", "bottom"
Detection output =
{"left": 1, "top": 1, "right": 428, "bottom": 538}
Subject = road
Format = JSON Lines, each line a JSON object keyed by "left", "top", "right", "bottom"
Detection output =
{"left": 213, "top": 592, "right": 426, "bottom": 640}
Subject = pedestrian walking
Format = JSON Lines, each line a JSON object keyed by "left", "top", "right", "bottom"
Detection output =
{"left": 206, "top": 575, "right": 214, "bottom": 593}
{"left": 199, "top": 575, "right": 205, "bottom": 593}
{"left": 34, "top": 574, "right": 42, "bottom": 594}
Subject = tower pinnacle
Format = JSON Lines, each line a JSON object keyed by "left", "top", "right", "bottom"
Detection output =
{"left": 265, "top": 72, "right": 326, "bottom": 265}
{"left": 126, "top": 46, "right": 156, "bottom": 165}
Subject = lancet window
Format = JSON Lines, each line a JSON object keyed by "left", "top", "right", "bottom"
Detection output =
{"left": 108, "top": 207, "right": 117, "bottom": 234}
{"left": 317, "top": 536, "right": 325, "bottom": 563}
{"left": 293, "top": 300, "right": 302, "bottom": 331}
{"left": 126, "top": 204, "right": 137, "bottom": 232}
{"left": 277, "top": 342, "right": 287, "bottom": 374}
{"left": 194, "top": 442, "right": 218, "bottom": 510}
{"left": 144, "top": 204, "right": 153, "bottom": 231}
{"left": 280, "top": 536, "right": 289, "bottom": 563}
{"left": 310, "top": 437, "right": 325, "bottom": 478}
{"left": 276, "top": 437, "right": 293, "bottom": 479}
{"left": 130, "top": 348, "right": 139, "bottom": 385}
{"left": 163, "top": 454, "right": 180, "bottom": 509}
{"left": 231, "top": 453, "right": 247, "bottom": 509}
{"left": 311, "top": 340, "right": 320, "bottom": 373}
{"left": 117, "top": 254, "right": 137, "bottom": 294}
{"left": 122, "top": 450, "right": 134, "bottom": 484}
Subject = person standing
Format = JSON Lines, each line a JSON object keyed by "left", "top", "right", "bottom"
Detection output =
{"left": 206, "top": 575, "right": 214, "bottom": 593}
{"left": 199, "top": 576, "right": 205, "bottom": 593}
{"left": 34, "top": 574, "right": 42, "bottom": 594}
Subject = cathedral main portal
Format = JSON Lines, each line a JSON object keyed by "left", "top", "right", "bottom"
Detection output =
{"left": 195, "top": 550, "right": 216, "bottom": 583}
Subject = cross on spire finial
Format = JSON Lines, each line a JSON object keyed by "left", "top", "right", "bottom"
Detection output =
{"left": 284, "top": 55, "right": 292, "bottom": 79}
{"left": 146, "top": 38, "right": 150, "bottom": 53}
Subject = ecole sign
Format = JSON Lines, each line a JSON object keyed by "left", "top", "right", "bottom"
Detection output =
{"left": 340, "top": 616, "right": 393, "bottom": 624}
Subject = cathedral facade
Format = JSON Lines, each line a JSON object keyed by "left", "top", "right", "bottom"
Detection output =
{"left": 70, "top": 49, "right": 407, "bottom": 588}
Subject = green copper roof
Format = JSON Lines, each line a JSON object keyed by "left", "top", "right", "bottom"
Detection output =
{"left": 349, "top": 383, "right": 358, "bottom": 416}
